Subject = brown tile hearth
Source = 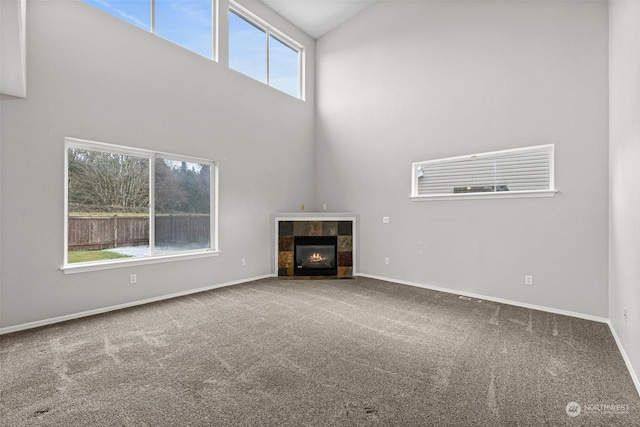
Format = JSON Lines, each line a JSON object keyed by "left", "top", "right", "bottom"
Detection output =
{"left": 337, "top": 267, "right": 353, "bottom": 277}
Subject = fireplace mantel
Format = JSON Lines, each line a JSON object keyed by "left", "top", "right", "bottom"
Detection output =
{"left": 272, "top": 213, "right": 358, "bottom": 279}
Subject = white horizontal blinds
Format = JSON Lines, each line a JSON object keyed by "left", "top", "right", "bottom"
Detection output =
{"left": 416, "top": 145, "right": 553, "bottom": 196}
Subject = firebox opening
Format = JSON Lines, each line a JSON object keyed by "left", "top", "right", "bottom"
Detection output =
{"left": 294, "top": 236, "right": 338, "bottom": 276}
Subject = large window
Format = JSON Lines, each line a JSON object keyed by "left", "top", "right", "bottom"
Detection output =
{"left": 82, "top": 0, "right": 217, "bottom": 60}
{"left": 64, "top": 138, "right": 217, "bottom": 270}
{"left": 229, "top": 2, "right": 303, "bottom": 99}
{"left": 411, "top": 144, "right": 557, "bottom": 200}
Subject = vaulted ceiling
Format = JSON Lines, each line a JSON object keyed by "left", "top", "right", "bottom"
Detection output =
{"left": 260, "top": 0, "right": 378, "bottom": 38}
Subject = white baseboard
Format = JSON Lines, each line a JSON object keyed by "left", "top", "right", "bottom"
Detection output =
{"left": 0, "top": 274, "right": 274, "bottom": 335}
{"left": 356, "top": 273, "right": 609, "bottom": 324}
{"left": 607, "top": 320, "right": 640, "bottom": 397}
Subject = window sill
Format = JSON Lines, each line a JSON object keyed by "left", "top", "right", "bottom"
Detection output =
{"left": 410, "top": 189, "right": 558, "bottom": 201}
{"left": 61, "top": 250, "right": 221, "bottom": 274}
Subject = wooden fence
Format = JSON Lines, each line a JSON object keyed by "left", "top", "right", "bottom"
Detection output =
{"left": 68, "top": 215, "right": 210, "bottom": 251}
{"left": 156, "top": 215, "right": 210, "bottom": 246}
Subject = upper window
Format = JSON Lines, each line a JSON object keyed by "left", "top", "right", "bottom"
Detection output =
{"left": 82, "top": 0, "right": 217, "bottom": 60}
{"left": 229, "top": 2, "right": 303, "bottom": 99}
{"left": 64, "top": 138, "right": 218, "bottom": 271}
{"left": 411, "top": 144, "right": 557, "bottom": 200}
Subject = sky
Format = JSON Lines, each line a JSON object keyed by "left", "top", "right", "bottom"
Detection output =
{"left": 83, "top": 0, "right": 300, "bottom": 98}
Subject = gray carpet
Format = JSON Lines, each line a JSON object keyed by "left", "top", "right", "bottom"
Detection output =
{"left": 1, "top": 277, "right": 639, "bottom": 426}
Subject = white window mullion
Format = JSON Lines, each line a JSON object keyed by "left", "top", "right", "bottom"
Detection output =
{"left": 298, "top": 49, "right": 305, "bottom": 100}
{"left": 211, "top": 163, "right": 218, "bottom": 251}
{"left": 212, "top": 0, "right": 218, "bottom": 61}
{"left": 266, "top": 30, "right": 270, "bottom": 86}
{"left": 149, "top": 154, "right": 156, "bottom": 256}
{"left": 150, "top": 0, "right": 156, "bottom": 33}
{"left": 63, "top": 144, "right": 70, "bottom": 266}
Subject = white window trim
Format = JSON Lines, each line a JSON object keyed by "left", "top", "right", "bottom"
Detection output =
{"left": 62, "top": 250, "right": 220, "bottom": 275}
{"left": 228, "top": 0, "right": 305, "bottom": 100}
{"left": 410, "top": 189, "right": 557, "bottom": 201}
{"left": 62, "top": 137, "right": 219, "bottom": 274}
{"left": 410, "top": 144, "right": 558, "bottom": 201}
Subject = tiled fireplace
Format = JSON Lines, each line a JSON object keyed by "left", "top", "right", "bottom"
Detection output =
{"left": 274, "top": 214, "right": 357, "bottom": 279}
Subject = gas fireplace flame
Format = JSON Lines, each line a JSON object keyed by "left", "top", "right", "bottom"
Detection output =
{"left": 309, "top": 253, "right": 325, "bottom": 262}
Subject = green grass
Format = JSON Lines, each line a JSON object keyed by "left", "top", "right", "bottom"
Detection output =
{"left": 68, "top": 250, "right": 132, "bottom": 263}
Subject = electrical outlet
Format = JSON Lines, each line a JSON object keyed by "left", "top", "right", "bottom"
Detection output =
{"left": 323, "top": 204, "right": 327, "bottom": 211}
{"left": 241, "top": 258, "right": 246, "bottom": 267}
{"left": 624, "top": 308, "right": 628, "bottom": 323}
{"left": 383, "top": 217, "right": 390, "bottom": 224}
{"left": 525, "top": 275, "right": 533, "bottom": 286}
{"left": 129, "top": 274, "right": 137, "bottom": 284}
{"left": 384, "top": 257, "right": 390, "bottom": 265}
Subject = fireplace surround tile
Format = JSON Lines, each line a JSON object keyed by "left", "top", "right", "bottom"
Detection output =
{"left": 278, "top": 251, "right": 293, "bottom": 269}
{"left": 338, "top": 252, "right": 352, "bottom": 267}
{"left": 293, "top": 221, "right": 310, "bottom": 236}
{"left": 275, "top": 214, "right": 356, "bottom": 279}
{"left": 338, "top": 221, "right": 352, "bottom": 236}
{"left": 279, "top": 221, "right": 293, "bottom": 237}
{"left": 278, "top": 236, "right": 294, "bottom": 252}
{"left": 309, "top": 221, "right": 323, "bottom": 236}
{"left": 322, "top": 221, "right": 338, "bottom": 236}
{"left": 338, "top": 236, "right": 353, "bottom": 252}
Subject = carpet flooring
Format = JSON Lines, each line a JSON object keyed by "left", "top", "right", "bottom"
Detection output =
{"left": 1, "top": 277, "right": 639, "bottom": 426}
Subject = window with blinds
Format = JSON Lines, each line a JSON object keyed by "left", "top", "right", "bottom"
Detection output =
{"left": 411, "top": 144, "right": 556, "bottom": 200}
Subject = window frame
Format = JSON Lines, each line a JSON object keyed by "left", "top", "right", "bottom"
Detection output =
{"left": 228, "top": 0, "right": 305, "bottom": 100}
{"left": 63, "top": 137, "right": 219, "bottom": 274}
{"left": 410, "top": 144, "right": 558, "bottom": 201}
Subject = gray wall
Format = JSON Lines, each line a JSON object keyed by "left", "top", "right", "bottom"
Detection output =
{"left": 315, "top": 0, "right": 610, "bottom": 317}
{"left": 0, "top": 0, "right": 315, "bottom": 329}
{"left": 0, "top": 0, "right": 620, "bottom": 334}
{"left": 609, "top": 0, "right": 640, "bottom": 391}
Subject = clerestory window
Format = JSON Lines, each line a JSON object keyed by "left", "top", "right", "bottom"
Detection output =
{"left": 64, "top": 138, "right": 218, "bottom": 272}
{"left": 411, "top": 144, "right": 557, "bottom": 200}
{"left": 82, "top": 0, "right": 217, "bottom": 60}
{"left": 228, "top": 1, "right": 303, "bottom": 99}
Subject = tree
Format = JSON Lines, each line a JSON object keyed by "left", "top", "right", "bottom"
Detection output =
{"left": 67, "top": 148, "right": 149, "bottom": 212}
{"left": 68, "top": 148, "right": 210, "bottom": 214}
{"left": 154, "top": 158, "right": 188, "bottom": 214}
{"left": 154, "top": 159, "right": 210, "bottom": 214}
